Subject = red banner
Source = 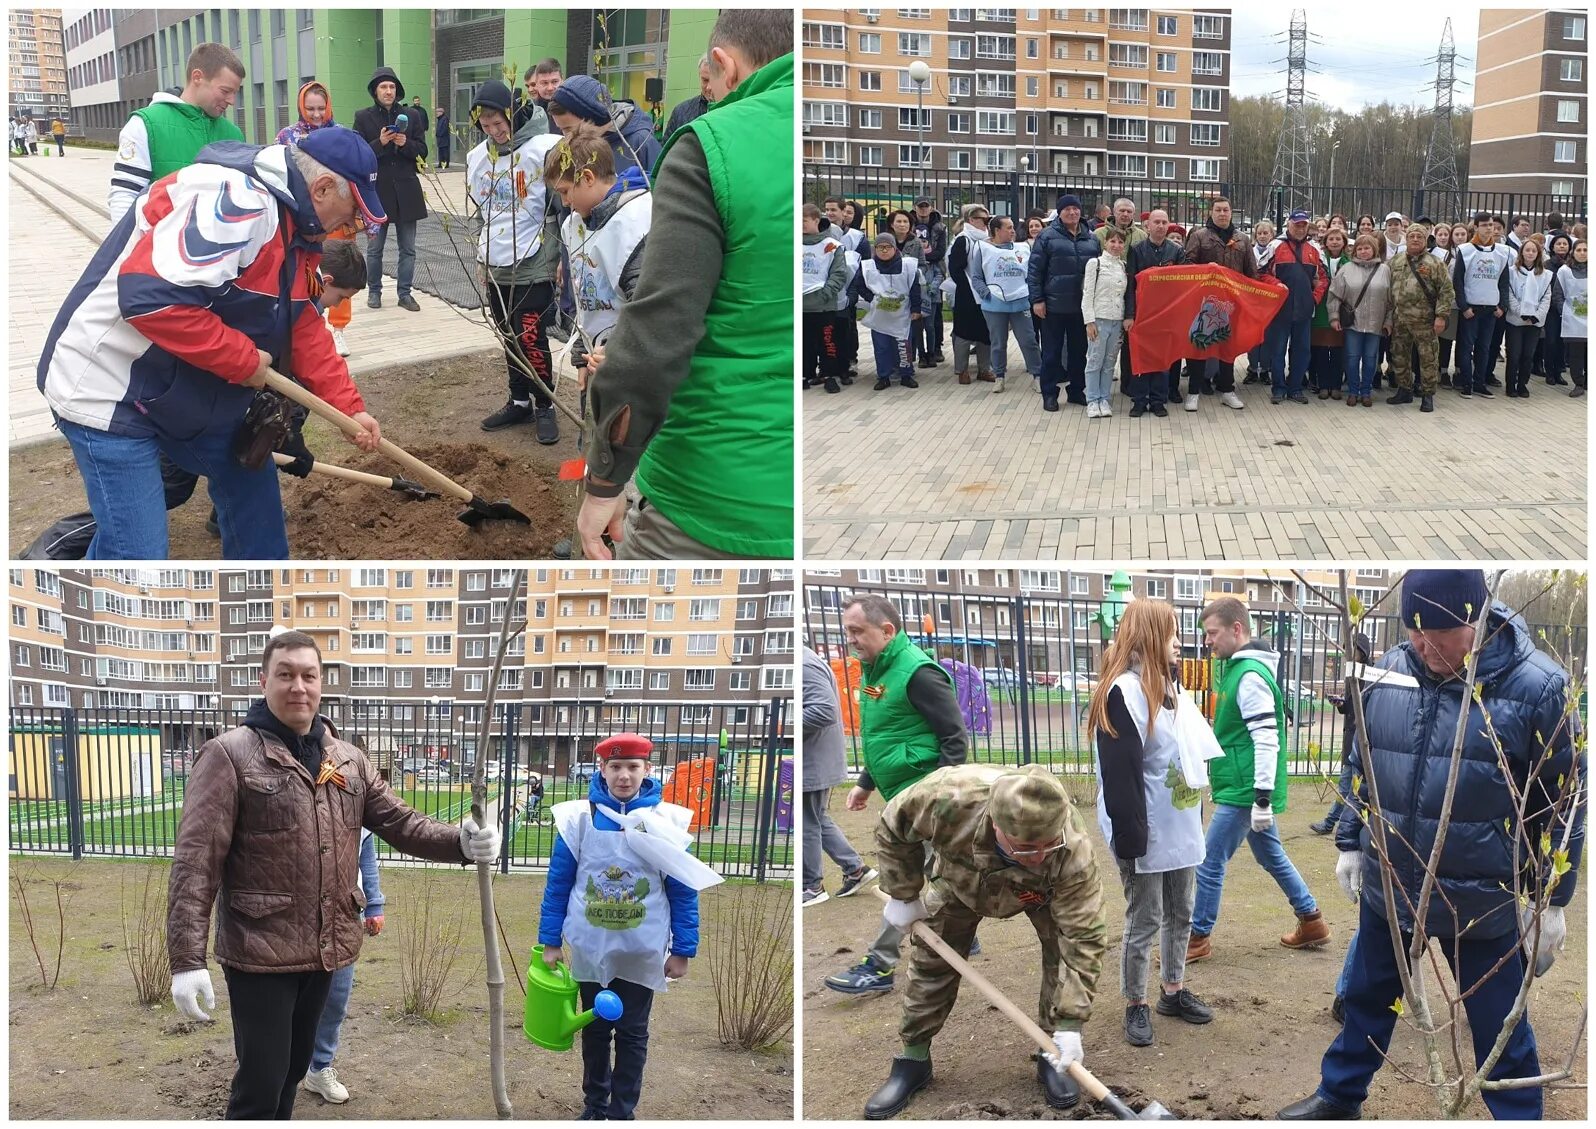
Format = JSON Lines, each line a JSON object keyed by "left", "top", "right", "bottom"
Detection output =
{"left": 1128, "top": 263, "right": 1288, "bottom": 374}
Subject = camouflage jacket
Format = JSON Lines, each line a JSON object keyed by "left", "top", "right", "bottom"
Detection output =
{"left": 876, "top": 764, "right": 1107, "bottom": 1026}
{"left": 1388, "top": 250, "right": 1456, "bottom": 326}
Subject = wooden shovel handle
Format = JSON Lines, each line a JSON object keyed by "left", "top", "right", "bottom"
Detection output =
{"left": 872, "top": 887, "right": 1110, "bottom": 1102}
{"left": 272, "top": 452, "right": 395, "bottom": 489}
{"left": 262, "top": 369, "right": 473, "bottom": 504}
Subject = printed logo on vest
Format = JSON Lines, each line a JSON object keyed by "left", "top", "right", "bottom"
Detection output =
{"left": 1163, "top": 759, "right": 1202, "bottom": 809}
{"left": 585, "top": 866, "right": 650, "bottom": 931}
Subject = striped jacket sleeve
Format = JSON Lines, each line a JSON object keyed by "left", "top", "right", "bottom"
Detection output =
{"left": 108, "top": 114, "right": 152, "bottom": 227}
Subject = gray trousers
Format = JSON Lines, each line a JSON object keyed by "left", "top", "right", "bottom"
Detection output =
{"left": 1114, "top": 860, "right": 1197, "bottom": 1002}
{"left": 614, "top": 485, "right": 740, "bottom": 560}
{"left": 983, "top": 307, "right": 1043, "bottom": 379}
{"left": 802, "top": 787, "right": 862, "bottom": 890}
{"left": 952, "top": 334, "right": 992, "bottom": 376}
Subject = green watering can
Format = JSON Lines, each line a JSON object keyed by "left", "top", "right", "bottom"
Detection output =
{"left": 523, "top": 944, "right": 624, "bottom": 1051}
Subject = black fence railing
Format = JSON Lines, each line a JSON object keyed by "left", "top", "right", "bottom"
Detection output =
{"left": 802, "top": 163, "right": 1589, "bottom": 235}
{"left": 8, "top": 699, "right": 793, "bottom": 881}
{"left": 804, "top": 584, "right": 1585, "bottom": 796}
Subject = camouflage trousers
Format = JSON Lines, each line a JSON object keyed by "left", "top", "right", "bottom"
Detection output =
{"left": 899, "top": 896, "right": 1071, "bottom": 1049}
{"left": 1388, "top": 320, "right": 1441, "bottom": 394}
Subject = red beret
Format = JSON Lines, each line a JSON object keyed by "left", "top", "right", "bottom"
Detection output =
{"left": 596, "top": 733, "right": 653, "bottom": 762}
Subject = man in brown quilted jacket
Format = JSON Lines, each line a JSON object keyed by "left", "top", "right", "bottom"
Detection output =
{"left": 165, "top": 630, "right": 501, "bottom": 1119}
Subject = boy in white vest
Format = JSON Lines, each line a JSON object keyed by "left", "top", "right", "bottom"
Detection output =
{"left": 538, "top": 734, "right": 708, "bottom": 1120}
{"left": 854, "top": 232, "right": 923, "bottom": 390}
{"left": 803, "top": 203, "right": 854, "bottom": 393}
{"left": 544, "top": 122, "right": 653, "bottom": 391}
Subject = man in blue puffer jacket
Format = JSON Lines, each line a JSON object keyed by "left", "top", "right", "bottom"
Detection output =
{"left": 1027, "top": 193, "right": 1100, "bottom": 412}
{"left": 1281, "top": 570, "right": 1584, "bottom": 1121}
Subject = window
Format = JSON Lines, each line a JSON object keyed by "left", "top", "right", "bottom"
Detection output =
{"left": 1566, "top": 15, "right": 1585, "bottom": 39}
{"left": 1155, "top": 51, "right": 1176, "bottom": 72}
{"left": 976, "top": 110, "right": 1015, "bottom": 134}
{"left": 355, "top": 568, "right": 386, "bottom": 587}
{"left": 1190, "top": 123, "right": 1221, "bottom": 146}
{"left": 858, "top": 108, "right": 883, "bottom": 130}
{"left": 1107, "top": 116, "right": 1147, "bottom": 142}
{"left": 976, "top": 147, "right": 1015, "bottom": 170}
{"left": 805, "top": 62, "right": 845, "bottom": 88}
{"left": 1109, "top": 43, "right": 1147, "bottom": 68}
{"left": 1020, "top": 569, "right": 1060, "bottom": 592}
{"left": 648, "top": 672, "right": 670, "bottom": 691}
{"left": 949, "top": 36, "right": 972, "bottom": 60}
{"left": 1156, "top": 88, "right": 1177, "bottom": 109}
{"left": 1192, "top": 52, "right": 1223, "bottom": 76}
{"left": 975, "top": 8, "right": 1016, "bottom": 20}
{"left": 1070, "top": 575, "right": 1090, "bottom": 595}
{"left": 1026, "top": 77, "right": 1039, "bottom": 97}
{"left": 1561, "top": 58, "right": 1583, "bottom": 82}
{"left": 426, "top": 634, "right": 452, "bottom": 655}
{"left": 1191, "top": 159, "right": 1220, "bottom": 181}
{"left": 947, "top": 75, "right": 973, "bottom": 97}
{"left": 975, "top": 72, "right": 1015, "bottom": 97}
{"left": 898, "top": 106, "right": 932, "bottom": 130}
{"left": 1027, "top": 37, "right": 1039, "bottom": 59}
{"left": 858, "top": 145, "right": 884, "bottom": 166}
{"left": 1108, "top": 81, "right": 1146, "bottom": 105}
{"left": 950, "top": 7, "right": 973, "bottom": 18}
{"left": 859, "top": 70, "right": 882, "bottom": 91}
{"left": 684, "top": 669, "right": 716, "bottom": 691}
{"left": 898, "top": 31, "right": 931, "bottom": 56}
{"left": 1193, "top": 14, "right": 1224, "bottom": 38}
{"left": 1557, "top": 99, "right": 1581, "bottom": 122}
{"left": 1109, "top": 8, "right": 1147, "bottom": 30}
{"left": 805, "top": 101, "right": 848, "bottom": 128}
{"left": 809, "top": 140, "right": 848, "bottom": 163}
{"left": 1192, "top": 87, "right": 1221, "bottom": 112}
{"left": 765, "top": 630, "right": 795, "bottom": 655}
{"left": 763, "top": 667, "right": 795, "bottom": 691}
{"left": 947, "top": 111, "right": 970, "bottom": 133}
{"left": 1157, "top": 14, "right": 1177, "bottom": 35}
{"left": 1153, "top": 158, "right": 1175, "bottom": 179}
{"left": 898, "top": 143, "right": 929, "bottom": 166}
{"left": 729, "top": 672, "right": 752, "bottom": 692}
{"left": 689, "top": 598, "right": 722, "bottom": 621}
{"left": 1153, "top": 122, "right": 1176, "bottom": 144}
{"left": 1554, "top": 140, "right": 1578, "bottom": 163}
{"left": 425, "top": 600, "right": 453, "bottom": 621}
{"left": 425, "top": 568, "right": 452, "bottom": 588}
{"left": 651, "top": 637, "right": 673, "bottom": 656}
{"left": 802, "top": 21, "right": 844, "bottom": 49}
{"left": 1106, "top": 153, "right": 1147, "bottom": 178}
{"left": 947, "top": 149, "right": 972, "bottom": 170}
{"left": 859, "top": 31, "right": 881, "bottom": 53}
{"left": 687, "top": 633, "right": 718, "bottom": 655}
{"left": 976, "top": 34, "right": 1015, "bottom": 60}
{"left": 1552, "top": 179, "right": 1576, "bottom": 198}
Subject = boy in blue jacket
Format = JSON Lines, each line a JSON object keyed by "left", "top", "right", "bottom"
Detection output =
{"left": 539, "top": 734, "right": 700, "bottom": 1120}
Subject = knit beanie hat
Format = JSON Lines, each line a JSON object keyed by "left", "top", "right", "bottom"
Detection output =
{"left": 1057, "top": 193, "right": 1083, "bottom": 212}
{"left": 1400, "top": 569, "right": 1489, "bottom": 630}
{"left": 550, "top": 75, "right": 613, "bottom": 125}
{"left": 989, "top": 767, "right": 1068, "bottom": 844}
{"left": 470, "top": 79, "right": 514, "bottom": 121}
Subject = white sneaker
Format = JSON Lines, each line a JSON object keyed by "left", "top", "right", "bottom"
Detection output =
{"left": 303, "top": 1066, "right": 349, "bottom": 1104}
{"left": 1221, "top": 391, "right": 1245, "bottom": 410}
{"left": 1184, "top": 394, "right": 1201, "bottom": 412}
{"left": 992, "top": 377, "right": 1005, "bottom": 394}
{"left": 1100, "top": 400, "right": 1113, "bottom": 417}
{"left": 330, "top": 327, "right": 350, "bottom": 357}
{"left": 1085, "top": 401, "right": 1100, "bottom": 418}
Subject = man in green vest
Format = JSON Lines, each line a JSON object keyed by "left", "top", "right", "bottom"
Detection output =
{"left": 577, "top": 9, "right": 793, "bottom": 561}
{"left": 108, "top": 42, "right": 245, "bottom": 226}
{"left": 1188, "top": 597, "right": 1330, "bottom": 962}
{"left": 824, "top": 594, "right": 970, "bottom": 996}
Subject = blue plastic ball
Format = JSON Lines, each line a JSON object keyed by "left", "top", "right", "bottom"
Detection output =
{"left": 593, "top": 990, "right": 624, "bottom": 1022}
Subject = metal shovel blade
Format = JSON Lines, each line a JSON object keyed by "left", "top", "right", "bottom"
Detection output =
{"left": 388, "top": 476, "right": 441, "bottom": 501}
{"left": 1101, "top": 1093, "right": 1177, "bottom": 1121}
{"left": 458, "top": 496, "right": 532, "bottom": 526}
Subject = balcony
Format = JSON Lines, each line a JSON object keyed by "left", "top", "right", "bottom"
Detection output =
{"left": 1048, "top": 94, "right": 1106, "bottom": 114}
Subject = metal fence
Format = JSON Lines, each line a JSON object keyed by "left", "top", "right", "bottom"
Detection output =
{"left": 804, "top": 583, "right": 1585, "bottom": 797}
{"left": 802, "top": 164, "right": 1589, "bottom": 235}
{"left": 8, "top": 699, "right": 793, "bottom": 881}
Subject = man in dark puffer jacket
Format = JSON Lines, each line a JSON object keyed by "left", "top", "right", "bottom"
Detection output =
{"left": 1280, "top": 570, "right": 1584, "bottom": 1121}
{"left": 1027, "top": 193, "right": 1100, "bottom": 411}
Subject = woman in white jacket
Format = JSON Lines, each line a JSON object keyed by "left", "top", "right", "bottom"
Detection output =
{"left": 1552, "top": 239, "right": 1587, "bottom": 397}
{"left": 1081, "top": 228, "right": 1129, "bottom": 417}
{"left": 1503, "top": 238, "right": 1553, "bottom": 398}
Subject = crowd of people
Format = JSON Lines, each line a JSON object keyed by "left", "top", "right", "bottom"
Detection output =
{"left": 10, "top": 115, "right": 66, "bottom": 156}
{"left": 804, "top": 193, "right": 1588, "bottom": 416}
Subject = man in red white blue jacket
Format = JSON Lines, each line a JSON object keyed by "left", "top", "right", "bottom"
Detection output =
{"left": 37, "top": 126, "right": 386, "bottom": 559}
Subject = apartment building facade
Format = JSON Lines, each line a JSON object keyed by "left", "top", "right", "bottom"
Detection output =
{"left": 10, "top": 8, "right": 72, "bottom": 126}
{"left": 802, "top": 7, "right": 1231, "bottom": 212}
{"left": 1469, "top": 8, "right": 1588, "bottom": 205}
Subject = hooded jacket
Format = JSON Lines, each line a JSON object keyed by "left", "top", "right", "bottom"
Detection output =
{"left": 466, "top": 109, "right": 563, "bottom": 278}
{"left": 108, "top": 90, "right": 245, "bottom": 225}
{"left": 610, "top": 100, "right": 663, "bottom": 176}
{"left": 352, "top": 67, "right": 429, "bottom": 223}
{"left": 536, "top": 773, "right": 700, "bottom": 956}
{"left": 911, "top": 210, "right": 948, "bottom": 266}
{"left": 1335, "top": 605, "right": 1585, "bottom": 941}
{"left": 275, "top": 81, "right": 334, "bottom": 149}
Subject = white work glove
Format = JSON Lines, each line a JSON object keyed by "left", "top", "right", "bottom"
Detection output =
{"left": 882, "top": 896, "right": 928, "bottom": 930}
{"left": 1047, "top": 1030, "right": 1084, "bottom": 1073}
{"left": 460, "top": 816, "right": 501, "bottom": 863}
{"left": 171, "top": 968, "right": 216, "bottom": 1022}
{"left": 1519, "top": 903, "right": 1566, "bottom": 976}
{"left": 1250, "top": 802, "right": 1274, "bottom": 833}
{"left": 1336, "top": 850, "right": 1363, "bottom": 903}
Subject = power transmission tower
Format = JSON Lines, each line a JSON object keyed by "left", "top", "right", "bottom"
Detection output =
{"left": 1270, "top": 9, "right": 1314, "bottom": 219}
{"left": 1420, "top": 18, "right": 1464, "bottom": 219}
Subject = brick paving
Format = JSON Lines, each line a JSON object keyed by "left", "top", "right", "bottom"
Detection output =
{"left": 803, "top": 347, "right": 1587, "bottom": 560}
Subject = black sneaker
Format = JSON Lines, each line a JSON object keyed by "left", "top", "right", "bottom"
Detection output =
{"left": 534, "top": 405, "right": 560, "bottom": 445}
{"left": 1287, "top": 392, "right": 1310, "bottom": 404}
{"left": 1458, "top": 385, "right": 1473, "bottom": 398}
{"left": 397, "top": 294, "right": 421, "bottom": 312}
{"left": 930, "top": 352, "right": 946, "bottom": 364}
{"left": 1486, "top": 375, "right": 1502, "bottom": 387}
{"left": 919, "top": 357, "right": 937, "bottom": 370}
{"left": 1473, "top": 385, "right": 1495, "bottom": 398}
{"left": 802, "top": 885, "right": 830, "bottom": 908}
{"left": 900, "top": 376, "right": 919, "bottom": 388}
{"left": 1129, "top": 404, "right": 1146, "bottom": 418}
{"left": 1156, "top": 988, "right": 1214, "bottom": 1024}
{"left": 1125, "top": 1003, "right": 1154, "bottom": 1046}
{"left": 481, "top": 400, "right": 534, "bottom": 431}
{"left": 837, "top": 866, "right": 878, "bottom": 898}
{"left": 825, "top": 955, "right": 895, "bottom": 994}
{"left": 1152, "top": 403, "right": 1168, "bottom": 418}
{"left": 578, "top": 1107, "right": 606, "bottom": 1120}
{"left": 1043, "top": 396, "right": 1060, "bottom": 412}
{"left": 1309, "top": 817, "right": 1335, "bottom": 835}
{"left": 840, "top": 374, "right": 855, "bottom": 386}
{"left": 824, "top": 378, "right": 841, "bottom": 393}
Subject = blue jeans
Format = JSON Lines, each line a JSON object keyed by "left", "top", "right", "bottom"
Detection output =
{"left": 1319, "top": 899, "right": 1541, "bottom": 1118}
{"left": 366, "top": 219, "right": 418, "bottom": 301}
{"left": 310, "top": 962, "right": 356, "bottom": 1072}
{"left": 1268, "top": 313, "right": 1313, "bottom": 394}
{"left": 983, "top": 307, "right": 1042, "bottom": 379}
{"left": 1343, "top": 329, "right": 1382, "bottom": 397}
{"left": 1324, "top": 752, "right": 1358, "bottom": 824}
{"left": 58, "top": 418, "right": 289, "bottom": 559}
{"left": 870, "top": 330, "right": 913, "bottom": 383}
{"left": 1455, "top": 306, "right": 1500, "bottom": 391}
{"left": 1084, "top": 318, "right": 1123, "bottom": 406}
{"left": 1191, "top": 803, "right": 1318, "bottom": 936}
{"left": 1041, "top": 311, "right": 1088, "bottom": 402}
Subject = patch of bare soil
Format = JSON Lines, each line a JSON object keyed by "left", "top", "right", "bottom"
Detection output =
{"left": 801, "top": 798, "right": 1586, "bottom": 1121}
{"left": 9, "top": 350, "right": 583, "bottom": 560}
{"left": 10, "top": 860, "right": 792, "bottom": 1120}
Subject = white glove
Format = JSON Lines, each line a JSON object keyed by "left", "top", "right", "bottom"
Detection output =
{"left": 882, "top": 896, "right": 928, "bottom": 930}
{"left": 1336, "top": 850, "right": 1363, "bottom": 903}
{"left": 171, "top": 968, "right": 216, "bottom": 1022}
{"left": 1047, "top": 1030, "right": 1083, "bottom": 1073}
{"left": 1520, "top": 903, "right": 1566, "bottom": 976}
{"left": 1250, "top": 803, "right": 1274, "bottom": 833}
{"left": 460, "top": 817, "right": 501, "bottom": 863}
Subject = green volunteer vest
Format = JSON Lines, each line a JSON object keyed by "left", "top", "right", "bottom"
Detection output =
{"left": 132, "top": 99, "right": 245, "bottom": 181}
{"left": 858, "top": 631, "right": 954, "bottom": 801}
{"left": 632, "top": 53, "right": 793, "bottom": 558}
{"left": 1208, "top": 654, "right": 1288, "bottom": 811}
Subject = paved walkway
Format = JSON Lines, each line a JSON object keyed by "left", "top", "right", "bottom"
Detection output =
{"left": 8, "top": 150, "right": 499, "bottom": 450}
{"left": 803, "top": 348, "right": 1587, "bottom": 560}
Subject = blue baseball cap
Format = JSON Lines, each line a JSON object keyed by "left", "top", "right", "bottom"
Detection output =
{"left": 1288, "top": 209, "right": 1311, "bottom": 222}
{"left": 297, "top": 126, "right": 387, "bottom": 226}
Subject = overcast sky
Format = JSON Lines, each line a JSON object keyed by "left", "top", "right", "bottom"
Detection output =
{"left": 1229, "top": 4, "right": 1483, "bottom": 111}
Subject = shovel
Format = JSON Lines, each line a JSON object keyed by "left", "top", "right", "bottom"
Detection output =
{"left": 272, "top": 452, "right": 440, "bottom": 500}
{"left": 872, "top": 889, "right": 1176, "bottom": 1120}
{"left": 262, "top": 369, "right": 531, "bottom": 526}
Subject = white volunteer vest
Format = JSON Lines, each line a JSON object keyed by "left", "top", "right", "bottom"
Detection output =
{"left": 552, "top": 799, "right": 686, "bottom": 991}
{"left": 1458, "top": 243, "right": 1510, "bottom": 307}
{"left": 803, "top": 235, "right": 844, "bottom": 295}
{"left": 978, "top": 241, "right": 1031, "bottom": 302}
{"left": 861, "top": 255, "right": 918, "bottom": 339}
{"left": 562, "top": 191, "right": 652, "bottom": 346}
{"left": 468, "top": 133, "right": 562, "bottom": 268}
{"left": 1095, "top": 671, "right": 1206, "bottom": 874}
{"left": 832, "top": 248, "right": 862, "bottom": 312}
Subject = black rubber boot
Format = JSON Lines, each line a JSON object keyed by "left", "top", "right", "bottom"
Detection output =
{"left": 1035, "top": 1055, "right": 1080, "bottom": 1110}
{"left": 1278, "top": 1093, "right": 1361, "bottom": 1119}
{"left": 1386, "top": 388, "right": 1414, "bottom": 405}
{"left": 864, "top": 1056, "right": 933, "bottom": 1120}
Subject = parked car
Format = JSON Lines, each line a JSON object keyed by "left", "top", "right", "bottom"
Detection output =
{"left": 1031, "top": 671, "right": 1060, "bottom": 687}
{"left": 414, "top": 764, "right": 452, "bottom": 784}
{"left": 1056, "top": 673, "right": 1097, "bottom": 694}
{"left": 569, "top": 760, "right": 599, "bottom": 783}
{"left": 981, "top": 666, "right": 1020, "bottom": 687}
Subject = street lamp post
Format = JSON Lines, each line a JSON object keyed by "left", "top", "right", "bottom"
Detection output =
{"left": 908, "top": 59, "right": 931, "bottom": 200}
